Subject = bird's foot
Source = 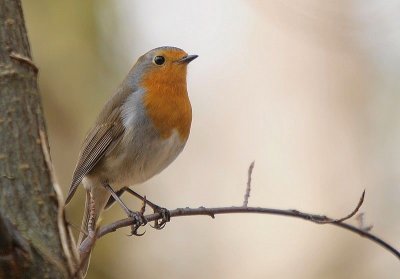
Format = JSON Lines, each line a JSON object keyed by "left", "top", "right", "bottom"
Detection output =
{"left": 151, "top": 206, "right": 171, "bottom": 230}
{"left": 127, "top": 210, "right": 147, "bottom": 236}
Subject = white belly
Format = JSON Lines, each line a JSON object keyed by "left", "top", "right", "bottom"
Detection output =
{"left": 100, "top": 129, "right": 186, "bottom": 189}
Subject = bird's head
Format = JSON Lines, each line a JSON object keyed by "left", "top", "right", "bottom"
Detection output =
{"left": 135, "top": 46, "right": 198, "bottom": 88}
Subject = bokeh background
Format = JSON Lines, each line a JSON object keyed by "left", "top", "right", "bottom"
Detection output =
{"left": 22, "top": 1, "right": 400, "bottom": 278}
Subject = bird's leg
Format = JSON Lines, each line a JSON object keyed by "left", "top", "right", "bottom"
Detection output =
{"left": 124, "top": 187, "right": 170, "bottom": 230}
{"left": 104, "top": 187, "right": 127, "bottom": 210}
{"left": 105, "top": 186, "right": 158, "bottom": 210}
{"left": 105, "top": 187, "right": 170, "bottom": 230}
{"left": 124, "top": 188, "right": 170, "bottom": 230}
{"left": 103, "top": 184, "right": 147, "bottom": 236}
{"left": 103, "top": 184, "right": 142, "bottom": 217}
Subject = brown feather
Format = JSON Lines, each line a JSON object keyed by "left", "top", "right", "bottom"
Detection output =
{"left": 65, "top": 107, "right": 125, "bottom": 204}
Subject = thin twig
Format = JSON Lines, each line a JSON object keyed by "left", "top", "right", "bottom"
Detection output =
{"left": 73, "top": 226, "right": 99, "bottom": 279}
{"left": 39, "top": 130, "right": 80, "bottom": 276}
{"left": 243, "top": 161, "right": 255, "bottom": 207}
{"left": 310, "top": 190, "right": 365, "bottom": 224}
{"left": 95, "top": 191, "right": 400, "bottom": 261}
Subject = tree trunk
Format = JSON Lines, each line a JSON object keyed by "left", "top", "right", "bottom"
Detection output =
{"left": 0, "top": 0, "right": 78, "bottom": 278}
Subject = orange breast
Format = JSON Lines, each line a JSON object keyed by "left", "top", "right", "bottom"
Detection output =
{"left": 141, "top": 66, "right": 192, "bottom": 141}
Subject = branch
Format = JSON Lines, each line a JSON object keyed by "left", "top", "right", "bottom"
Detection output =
{"left": 243, "top": 161, "right": 255, "bottom": 207}
{"left": 95, "top": 190, "right": 400, "bottom": 261}
{"left": 39, "top": 130, "right": 80, "bottom": 275}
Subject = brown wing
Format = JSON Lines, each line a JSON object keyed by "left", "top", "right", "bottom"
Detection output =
{"left": 65, "top": 117, "right": 125, "bottom": 204}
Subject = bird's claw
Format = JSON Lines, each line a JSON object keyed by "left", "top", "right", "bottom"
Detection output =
{"left": 150, "top": 207, "right": 170, "bottom": 230}
{"left": 127, "top": 210, "right": 147, "bottom": 236}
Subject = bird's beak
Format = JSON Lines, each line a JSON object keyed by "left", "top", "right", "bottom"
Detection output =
{"left": 177, "top": 54, "right": 198, "bottom": 64}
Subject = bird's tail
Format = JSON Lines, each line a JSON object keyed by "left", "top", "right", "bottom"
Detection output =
{"left": 78, "top": 187, "right": 110, "bottom": 277}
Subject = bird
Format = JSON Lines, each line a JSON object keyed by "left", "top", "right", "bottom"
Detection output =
{"left": 65, "top": 46, "right": 197, "bottom": 276}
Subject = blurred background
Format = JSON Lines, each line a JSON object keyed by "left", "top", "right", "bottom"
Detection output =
{"left": 22, "top": 0, "right": 400, "bottom": 278}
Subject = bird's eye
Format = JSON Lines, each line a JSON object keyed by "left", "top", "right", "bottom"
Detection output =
{"left": 153, "top": 56, "right": 165, "bottom": 65}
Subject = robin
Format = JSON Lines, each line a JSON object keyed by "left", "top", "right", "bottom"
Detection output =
{"left": 65, "top": 46, "right": 197, "bottom": 275}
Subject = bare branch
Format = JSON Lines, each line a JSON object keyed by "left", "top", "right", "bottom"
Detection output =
{"left": 96, "top": 191, "right": 400, "bottom": 261}
{"left": 40, "top": 130, "right": 80, "bottom": 274}
{"left": 309, "top": 190, "right": 365, "bottom": 224}
{"left": 243, "top": 161, "right": 255, "bottom": 207}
